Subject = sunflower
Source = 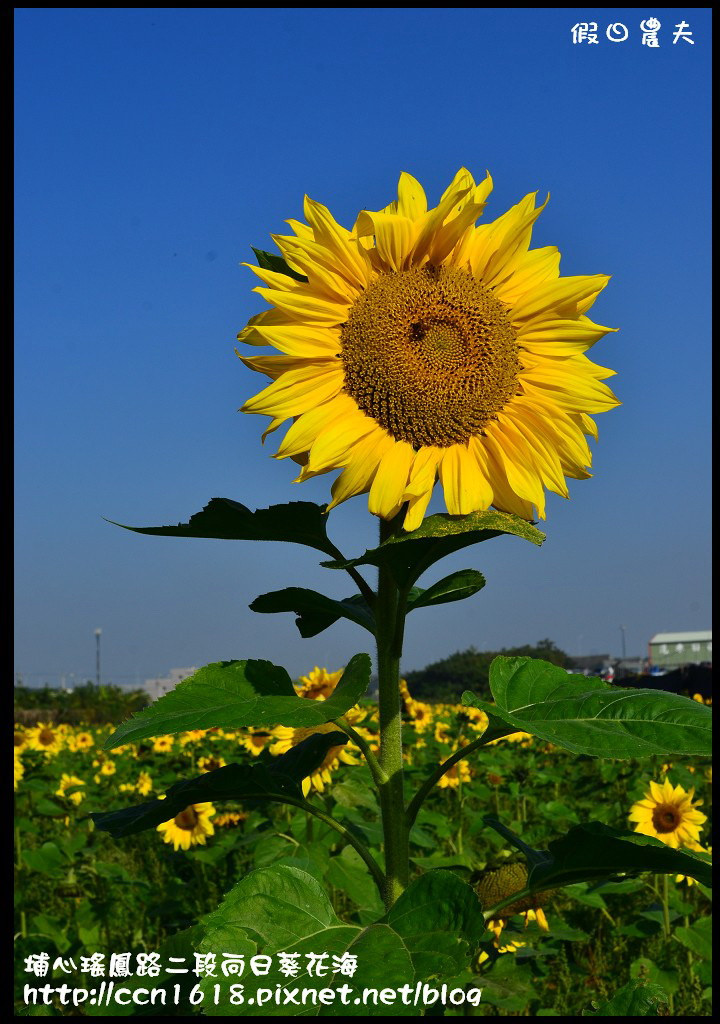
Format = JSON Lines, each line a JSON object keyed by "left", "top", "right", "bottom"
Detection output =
{"left": 14, "top": 727, "right": 28, "bottom": 753}
{"left": 675, "top": 842, "right": 711, "bottom": 887}
{"left": 238, "top": 169, "right": 618, "bottom": 530}
{"left": 67, "top": 731, "right": 95, "bottom": 753}
{"left": 270, "top": 722, "right": 360, "bottom": 795}
{"left": 26, "top": 722, "right": 64, "bottom": 756}
{"left": 459, "top": 706, "right": 490, "bottom": 734}
{"left": 152, "top": 736, "right": 175, "bottom": 754}
{"left": 242, "top": 730, "right": 272, "bottom": 757}
{"left": 156, "top": 803, "right": 216, "bottom": 851}
{"left": 628, "top": 779, "right": 707, "bottom": 849}
{"left": 179, "top": 729, "right": 207, "bottom": 746}
{"left": 437, "top": 760, "right": 472, "bottom": 789}
{"left": 136, "top": 771, "right": 154, "bottom": 796}
{"left": 214, "top": 810, "right": 249, "bottom": 828}
{"left": 296, "top": 666, "right": 344, "bottom": 699}
{"left": 14, "top": 751, "right": 24, "bottom": 790}
{"left": 198, "top": 755, "right": 227, "bottom": 774}
{"left": 476, "top": 862, "right": 550, "bottom": 938}
{"left": 55, "top": 774, "right": 86, "bottom": 806}
{"left": 434, "top": 721, "right": 453, "bottom": 745}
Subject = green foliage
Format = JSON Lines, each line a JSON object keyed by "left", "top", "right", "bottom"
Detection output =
{"left": 463, "top": 657, "right": 712, "bottom": 757}
{"left": 104, "top": 654, "right": 371, "bottom": 748}
{"left": 584, "top": 979, "right": 669, "bottom": 1016}
{"left": 14, "top": 683, "right": 149, "bottom": 725}
{"left": 483, "top": 816, "right": 712, "bottom": 895}
{"left": 90, "top": 731, "right": 348, "bottom": 838}
{"left": 250, "top": 588, "right": 375, "bottom": 637}
{"left": 322, "top": 509, "right": 544, "bottom": 590}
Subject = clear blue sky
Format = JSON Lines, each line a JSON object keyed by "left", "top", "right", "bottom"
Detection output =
{"left": 15, "top": 8, "right": 711, "bottom": 686}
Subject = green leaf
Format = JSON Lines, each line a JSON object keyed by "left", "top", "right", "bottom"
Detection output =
{"left": 90, "top": 730, "right": 347, "bottom": 838}
{"left": 629, "top": 958, "right": 679, "bottom": 996}
{"left": 322, "top": 510, "right": 544, "bottom": 588}
{"left": 198, "top": 865, "right": 416, "bottom": 1017}
{"left": 22, "top": 842, "right": 68, "bottom": 877}
{"left": 250, "top": 587, "right": 375, "bottom": 637}
{"left": 483, "top": 817, "right": 713, "bottom": 896}
{"left": 104, "top": 652, "right": 371, "bottom": 747}
{"left": 251, "top": 247, "right": 307, "bottom": 283}
{"left": 406, "top": 569, "right": 486, "bottom": 612}
{"left": 384, "top": 870, "right": 486, "bottom": 978}
{"left": 584, "top": 980, "right": 669, "bottom": 1016}
{"left": 462, "top": 656, "right": 712, "bottom": 757}
{"left": 674, "top": 916, "right": 711, "bottom": 959}
{"left": 327, "top": 848, "right": 385, "bottom": 916}
{"left": 109, "top": 498, "right": 338, "bottom": 556}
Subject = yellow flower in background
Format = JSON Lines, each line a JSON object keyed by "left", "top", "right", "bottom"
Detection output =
{"left": 239, "top": 168, "right": 618, "bottom": 530}
{"left": 628, "top": 779, "right": 707, "bottom": 849}
{"left": 198, "top": 755, "right": 227, "bottom": 774}
{"left": 214, "top": 810, "right": 249, "bottom": 828}
{"left": 434, "top": 721, "right": 453, "bottom": 745}
{"left": 405, "top": 701, "right": 434, "bottom": 732}
{"left": 296, "top": 666, "right": 344, "bottom": 699}
{"left": 437, "top": 761, "right": 472, "bottom": 789}
{"left": 179, "top": 729, "right": 207, "bottom": 746}
{"left": 152, "top": 736, "right": 175, "bottom": 754}
{"left": 14, "top": 727, "right": 28, "bottom": 753}
{"left": 136, "top": 771, "right": 153, "bottom": 796}
{"left": 157, "top": 803, "right": 216, "bottom": 852}
{"left": 99, "top": 760, "right": 116, "bottom": 776}
{"left": 55, "top": 774, "right": 86, "bottom": 805}
{"left": 67, "top": 731, "right": 94, "bottom": 753}
{"left": 270, "top": 722, "right": 360, "bottom": 795}
{"left": 14, "top": 751, "right": 24, "bottom": 790}
{"left": 461, "top": 706, "right": 490, "bottom": 734}
{"left": 242, "top": 730, "right": 272, "bottom": 757}
{"left": 26, "top": 723, "right": 64, "bottom": 756}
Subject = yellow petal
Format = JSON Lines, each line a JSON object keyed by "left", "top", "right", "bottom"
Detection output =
{"left": 368, "top": 442, "right": 415, "bottom": 518}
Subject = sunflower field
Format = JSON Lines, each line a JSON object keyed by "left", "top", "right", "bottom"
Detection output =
{"left": 14, "top": 669, "right": 712, "bottom": 1017}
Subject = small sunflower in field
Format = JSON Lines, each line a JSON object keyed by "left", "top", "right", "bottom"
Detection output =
{"left": 270, "top": 722, "right": 360, "bottom": 795}
{"left": 198, "top": 755, "right": 227, "bottom": 774}
{"left": 434, "top": 721, "right": 453, "bottom": 745}
{"left": 352, "top": 725, "right": 380, "bottom": 753}
{"left": 214, "top": 810, "right": 249, "bottom": 828}
{"left": 239, "top": 169, "right": 617, "bottom": 529}
{"left": 55, "top": 774, "right": 86, "bottom": 806}
{"left": 14, "top": 727, "right": 28, "bottom": 753}
{"left": 152, "top": 735, "right": 175, "bottom": 754}
{"left": 628, "top": 779, "right": 707, "bottom": 849}
{"left": 67, "top": 730, "right": 95, "bottom": 753}
{"left": 437, "top": 760, "right": 472, "bottom": 789}
{"left": 136, "top": 771, "right": 153, "bottom": 796}
{"left": 461, "top": 707, "right": 490, "bottom": 734}
{"left": 296, "top": 666, "right": 344, "bottom": 699}
{"left": 179, "top": 729, "right": 207, "bottom": 746}
{"left": 14, "top": 751, "right": 24, "bottom": 790}
{"left": 242, "top": 730, "right": 272, "bottom": 757}
{"left": 406, "top": 701, "right": 434, "bottom": 733}
{"left": 26, "top": 722, "right": 64, "bottom": 756}
{"left": 157, "top": 803, "right": 216, "bottom": 852}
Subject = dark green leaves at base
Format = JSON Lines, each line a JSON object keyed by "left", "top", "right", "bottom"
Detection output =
{"left": 584, "top": 980, "right": 669, "bottom": 1016}
{"left": 109, "top": 498, "right": 338, "bottom": 556}
{"left": 104, "top": 653, "right": 371, "bottom": 749}
{"left": 91, "top": 730, "right": 347, "bottom": 838}
{"left": 198, "top": 866, "right": 486, "bottom": 1016}
{"left": 462, "top": 656, "right": 712, "bottom": 758}
{"left": 322, "top": 510, "right": 544, "bottom": 589}
{"left": 483, "top": 816, "right": 712, "bottom": 899}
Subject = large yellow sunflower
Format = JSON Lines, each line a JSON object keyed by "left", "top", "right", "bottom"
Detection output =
{"left": 270, "top": 721, "right": 360, "bottom": 795}
{"left": 239, "top": 169, "right": 618, "bottom": 530}
{"left": 156, "top": 803, "right": 216, "bottom": 851}
{"left": 628, "top": 778, "right": 707, "bottom": 849}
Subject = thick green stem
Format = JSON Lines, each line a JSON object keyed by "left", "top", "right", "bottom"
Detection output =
{"left": 376, "top": 515, "right": 409, "bottom": 908}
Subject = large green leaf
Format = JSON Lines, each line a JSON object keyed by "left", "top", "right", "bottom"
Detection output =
{"left": 198, "top": 865, "right": 415, "bottom": 1017}
{"left": 251, "top": 247, "right": 307, "bottom": 283}
{"left": 322, "top": 510, "right": 544, "bottom": 589}
{"left": 483, "top": 817, "right": 712, "bottom": 898}
{"left": 104, "top": 653, "right": 371, "bottom": 748}
{"left": 584, "top": 980, "right": 669, "bottom": 1016}
{"left": 406, "top": 569, "right": 486, "bottom": 611}
{"left": 109, "top": 498, "right": 338, "bottom": 557}
{"left": 384, "top": 870, "right": 486, "bottom": 978}
{"left": 673, "top": 916, "right": 711, "bottom": 960}
{"left": 462, "top": 656, "right": 712, "bottom": 757}
{"left": 90, "top": 731, "right": 347, "bottom": 839}
{"left": 250, "top": 588, "right": 375, "bottom": 637}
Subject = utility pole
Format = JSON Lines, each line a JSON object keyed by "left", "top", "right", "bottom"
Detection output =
{"left": 95, "top": 628, "right": 102, "bottom": 686}
{"left": 619, "top": 625, "right": 627, "bottom": 660}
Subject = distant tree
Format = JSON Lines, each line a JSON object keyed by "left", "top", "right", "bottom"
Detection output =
{"left": 404, "top": 639, "right": 570, "bottom": 703}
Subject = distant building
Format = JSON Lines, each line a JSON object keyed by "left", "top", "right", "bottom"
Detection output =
{"left": 144, "top": 667, "right": 198, "bottom": 702}
{"left": 649, "top": 632, "right": 712, "bottom": 670}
